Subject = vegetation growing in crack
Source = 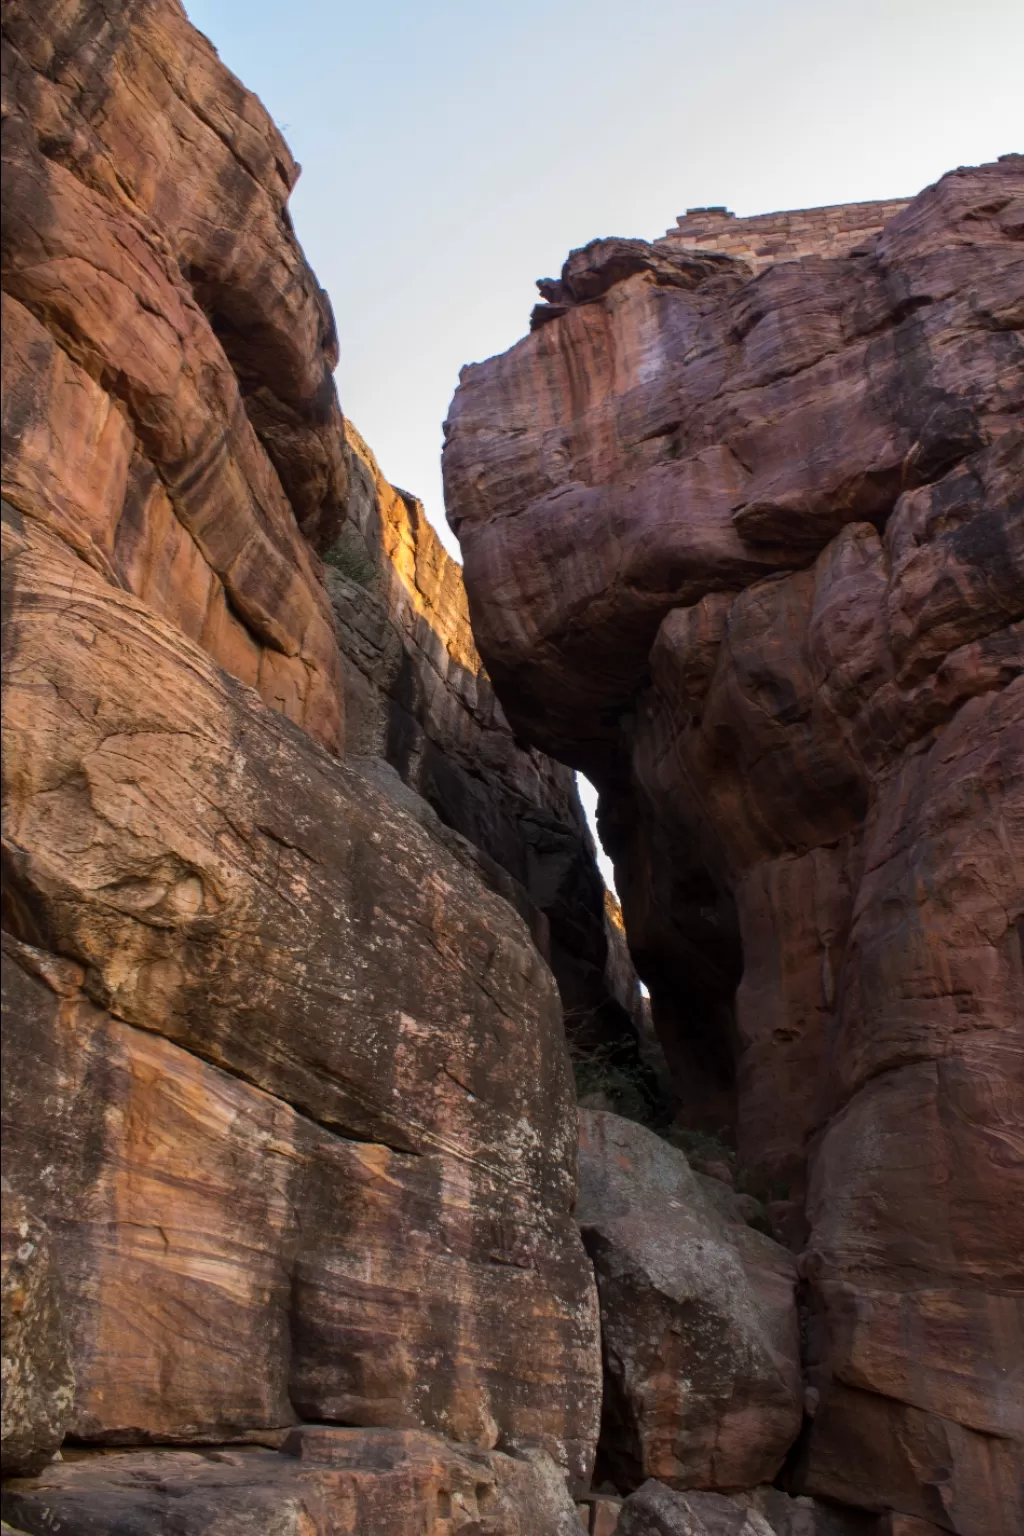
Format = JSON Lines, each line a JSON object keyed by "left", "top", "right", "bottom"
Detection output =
{"left": 567, "top": 1030, "right": 672, "bottom": 1132}
{"left": 323, "top": 528, "right": 379, "bottom": 588}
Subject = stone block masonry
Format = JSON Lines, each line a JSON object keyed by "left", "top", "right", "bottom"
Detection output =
{"left": 664, "top": 197, "right": 912, "bottom": 270}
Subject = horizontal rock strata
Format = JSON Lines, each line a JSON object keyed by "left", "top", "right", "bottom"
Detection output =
{"left": 1, "top": 515, "right": 600, "bottom": 1477}
{"left": 0, "top": 1428, "right": 584, "bottom": 1535}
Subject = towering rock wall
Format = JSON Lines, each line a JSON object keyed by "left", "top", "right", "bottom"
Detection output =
{"left": 444, "top": 160, "right": 1024, "bottom": 1534}
{"left": 1, "top": 2, "right": 607, "bottom": 1528}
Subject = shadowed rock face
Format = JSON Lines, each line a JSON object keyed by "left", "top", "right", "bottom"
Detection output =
{"left": 331, "top": 421, "right": 645, "bottom": 1056}
{"left": 1, "top": 1188, "right": 74, "bottom": 1477}
{"left": 445, "top": 159, "right": 1024, "bottom": 1532}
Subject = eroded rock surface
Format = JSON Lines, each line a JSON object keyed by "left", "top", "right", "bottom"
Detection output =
{"left": 2, "top": 0, "right": 346, "bottom": 750}
{"left": 1, "top": 0, "right": 606, "bottom": 1523}
{"left": 445, "top": 158, "right": 1024, "bottom": 1531}
{"left": 0, "top": 1428, "right": 584, "bottom": 1535}
{"left": 1, "top": 517, "right": 600, "bottom": 1477}
{"left": 577, "top": 1112, "right": 801, "bottom": 1492}
{"left": 0, "top": 1187, "right": 74, "bottom": 1477}
{"left": 617, "top": 1480, "right": 774, "bottom": 1536}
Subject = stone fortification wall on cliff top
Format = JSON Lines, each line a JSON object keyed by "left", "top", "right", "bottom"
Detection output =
{"left": 665, "top": 197, "right": 912, "bottom": 271}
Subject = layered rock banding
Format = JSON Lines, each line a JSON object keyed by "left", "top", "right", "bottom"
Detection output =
{"left": 1, "top": 0, "right": 609, "bottom": 1528}
{"left": 445, "top": 159, "right": 1024, "bottom": 1533}
{"left": 3, "top": 0, "right": 1022, "bottom": 1530}
{"left": 1, "top": 1428, "right": 584, "bottom": 1535}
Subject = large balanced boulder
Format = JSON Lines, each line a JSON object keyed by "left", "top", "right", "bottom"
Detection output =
{"left": 1, "top": 1186, "right": 74, "bottom": 1476}
{"left": 576, "top": 1111, "right": 801, "bottom": 1491}
{"left": 0, "top": 1428, "right": 583, "bottom": 1535}
{"left": 445, "top": 159, "right": 1024, "bottom": 1530}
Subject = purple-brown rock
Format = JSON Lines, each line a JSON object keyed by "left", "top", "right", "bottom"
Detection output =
{"left": 444, "top": 158, "right": 1024, "bottom": 1532}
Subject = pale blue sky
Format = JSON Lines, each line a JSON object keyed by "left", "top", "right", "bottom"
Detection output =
{"left": 185, "top": 0, "right": 1021, "bottom": 562}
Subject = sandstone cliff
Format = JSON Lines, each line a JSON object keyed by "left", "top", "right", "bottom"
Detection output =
{"left": 445, "top": 162, "right": 1024, "bottom": 1534}
{"left": 3, "top": 1, "right": 1021, "bottom": 1532}
{"left": 0, "top": 1, "right": 614, "bottom": 1528}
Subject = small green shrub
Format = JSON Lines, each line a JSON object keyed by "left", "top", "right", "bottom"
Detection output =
{"left": 570, "top": 1037, "right": 668, "bottom": 1129}
{"left": 322, "top": 532, "right": 379, "bottom": 588}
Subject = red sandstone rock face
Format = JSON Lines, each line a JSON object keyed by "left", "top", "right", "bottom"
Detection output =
{"left": 2, "top": 0, "right": 347, "bottom": 750}
{"left": 1, "top": 1429, "right": 585, "bottom": 1535}
{"left": 1, "top": 0, "right": 607, "bottom": 1521}
{"left": 1, "top": 517, "right": 601, "bottom": 1478}
{"left": 445, "top": 158, "right": 1024, "bottom": 1532}
{"left": 333, "top": 422, "right": 644, "bottom": 1055}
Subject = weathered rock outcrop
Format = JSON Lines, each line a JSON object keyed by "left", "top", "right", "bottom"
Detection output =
{"left": 445, "top": 159, "right": 1024, "bottom": 1533}
{"left": 577, "top": 1112, "right": 801, "bottom": 1493}
{"left": 1, "top": 506, "right": 600, "bottom": 1480}
{"left": 0, "top": 1188, "right": 74, "bottom": 1477}
{"left": 1, "top": 1428, "right": 583, "bottom": 1535}
{"left": 1, "top": 0, "right": 351, "bottom": 750}
{"left": 616, "top": 1478, "right": 882, "bottom": 1536}
{"left": 617, "top": 1480, "right": 774, "bottom": 1536}
{"left": 1, "top": 1, "right": 607, "bottom": 1528}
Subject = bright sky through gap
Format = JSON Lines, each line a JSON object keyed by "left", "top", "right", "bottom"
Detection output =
{"left": 576, "top": 775, "right": 616, "bottom": 894}
{"left": 182, "top": 0, "right": 1020, "bottom": 884}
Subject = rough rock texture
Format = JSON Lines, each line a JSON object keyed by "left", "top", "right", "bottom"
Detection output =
{"left": 0, "top": 1428, "right": 584, "bottom": 1535}
{"left": 664, "top": 201, "right": 912, "bottom": 272}
{"left": 735, "top": 1487, "right": 877, "bottom": 1536}
{"left": 1, "top": 514, "right": 600, "bottom": 1477}
{"left": 1, "top": 1, "right": 608, "bottom": 1524}
{"left": 332, "top": 421, "right": 644, "bottom": 1052}
{"left": 617, "top": 1480, "right": 774, "bottom": 1536}
{"left": 0, "top": 1187, "right": 74, "bottom": 1476}
{"left": 2, "top": 0, "right": 347, "bottom": 750}
{"left": 576, "top": 1111, "right": 801, "bottom": 1492}
{"left": 445, "top": 157, "right": 1024, "bottom": 1533}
